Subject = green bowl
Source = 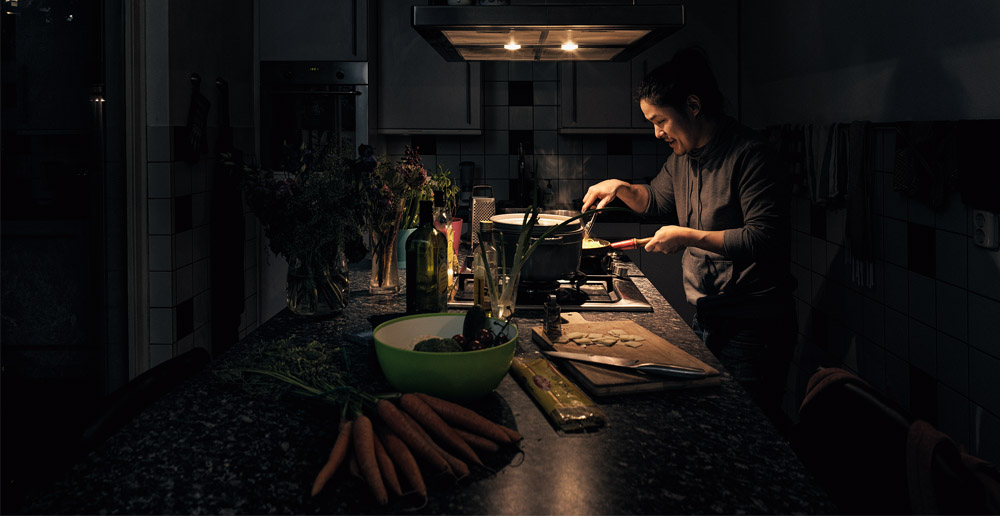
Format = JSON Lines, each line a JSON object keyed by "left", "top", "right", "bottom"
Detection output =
{"left": 373, "top": 313, "right": 518, "bottom": 401}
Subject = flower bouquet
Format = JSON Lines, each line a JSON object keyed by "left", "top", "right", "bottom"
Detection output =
{"left": 223, "top": 144, "right": 369, "bottom": 316}
{"left": 362, "top": 145, "right": 429, "bottom": 294}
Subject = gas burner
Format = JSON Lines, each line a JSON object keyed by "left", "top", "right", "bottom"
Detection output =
{"left": 448, "top": 271, "right": 652, "bottom": 312}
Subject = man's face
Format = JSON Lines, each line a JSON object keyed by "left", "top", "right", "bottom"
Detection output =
{"left": 640, "top": 99, "right": 698, "bottom": 156}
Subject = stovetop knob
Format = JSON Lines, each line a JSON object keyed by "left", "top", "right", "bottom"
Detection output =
{"left": 613, "top": 264, "right": 629, "bottom": 278}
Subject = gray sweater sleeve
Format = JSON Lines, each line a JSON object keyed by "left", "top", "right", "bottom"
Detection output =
{"left": 721, "top": 146, "right": 791, "bottom": 263}
{"left": 641, "top": 163, "right": 679, "bottom": 224}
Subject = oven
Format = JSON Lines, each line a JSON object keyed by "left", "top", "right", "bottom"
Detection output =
{"left": 259, "top": 61, "right": 369, "bottom": 169}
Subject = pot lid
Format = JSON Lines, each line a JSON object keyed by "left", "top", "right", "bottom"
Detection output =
{"left": 490, "top": 213, "right": 582, "bottom": 235}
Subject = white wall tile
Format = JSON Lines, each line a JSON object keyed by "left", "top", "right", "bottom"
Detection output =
{"left": 149, "top": 271, "right": 173, "bottom": 307}
{"left": 936, "top": 384, "right": 970, "bottom": 451}
{"left": 968, "top": 292, "right": 1000, "bottom": 357}
{"left": 557, "top": 134, "right": 582, "bottom": 155}
{"left": 533, "top": 106, "right": 557, "bottom": 130}
{"left": 149, "top": 308, "right": 174, "bottom": 344}
{"left": 484, "top": 155, "right": 509, "bottom": 179}
{"left": 558, "top": 155, "right": 583, "bottom": 180}
{"left": 937, "top": 331, "right": 969, "bottom": 395}
{"left": 172, "top": 162, "right": 192, "bottom": 197}
{"left": 969, "top": 348, "right": 1000, "bottom": 416}
{"left": 460, "top": 135, "right": 485, "bottom": 155}
{"left": 532, "top": 62, "right": 557, "bottom": 81}
{"left": 908, "top": 271, "right": 936, "bottom": 323}
{"left": 581, "top": 154, "right": 607, "bottom": 181}
{"left": 607, "top": 155, "right": 632, "bottom": 181}
{"left": 908, "top": 317, "right": 936, "bottom": 376}
{"left": 533, "top": 131, "right": 558, "bottom": 156}
{"left": 908, "top": 198, "right": 934, "bottom": 227}
{"left": 936, "top": 229, "right": 968, "bottom": 288}
{"left": 509, "top": 106, "right": 533, "bottom": 130}
{"left": 148, "top": 344, "right": 174, "bottom": 368}
{"left": 146, "top": 126, "right": 172, "bottom": 162}
{"left": 148, "top": 199, "right": 172, "bottom": 235}
{"left": 483, "top": 130, "right": 507, "bottom": 155}
{"left": 936, "top": 191, "right": 969, "bottom": 235}
{"left": 148, "top": 162, "right": 172, "bottom": 198}
{"left": 863, "top": 296, "right": 884, "bottom": 346}
{"left": 436, "top": 138, "right": 462, "bottom": 156}
{"left": 508, "top": 61, "right": 532, "bottom": 81}
{"left": 936, "top": 280, "right": 968, "bottom": 341}
{"left": 884, "top": 307, "right": 909, "bottom": 360}
{"left": 149, "top": 235, "right": 172, "bottom": 271}
{"left": 533, "top": 81, "right": 558, "bottom": 106}
{"left": 967, "top": 243, "right": 1000, "bottom": 301}
{"left": 631, "top": 155, "right": 659, "bottom": 182}
{"left": 884, "top": 263, "right": 908, "bottom": 314}
{"left": 973, "top": 405, "right": 1000, "bottom": 465}
{"left": 885, "top": 351, "right": 910, "bottom": 408}
{"left": 883, "top": 217, "right": 908, "bottom": 267}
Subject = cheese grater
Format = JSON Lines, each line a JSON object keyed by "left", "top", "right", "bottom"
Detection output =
{"left": 470, "top": 185, "right": 495, "bottom": 247}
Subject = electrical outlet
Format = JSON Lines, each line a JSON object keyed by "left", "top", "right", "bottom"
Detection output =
{"left": 973, "top": 209, "right": 999, "bottom": 250}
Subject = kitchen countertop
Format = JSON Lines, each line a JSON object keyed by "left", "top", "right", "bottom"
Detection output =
{"left": 22, "top": 258, "right": 836, "bottom": 515}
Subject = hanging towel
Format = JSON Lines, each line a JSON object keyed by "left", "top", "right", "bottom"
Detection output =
{"left": 844, "top": 121, "right": 875, "bottom": 288}
{"left": 804, "top": 123, "right": 847, "bottom": 206}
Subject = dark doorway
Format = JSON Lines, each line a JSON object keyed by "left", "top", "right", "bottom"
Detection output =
{"left": 1, "top": 0, "right": 127, "bottom": 510}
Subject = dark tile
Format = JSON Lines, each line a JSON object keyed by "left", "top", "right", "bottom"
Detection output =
{"left": 508, "top": 130, "right": 533, "bottom": 155}
{"left": 607, "top": 135, "right": 632, "bottom": 155}
{"left": 508, "top": 81, "right": 533, "bottom": 106}
{"left": 174, "top": 195, "right": 192, "bottom": 233}
{"left": 176, "top": 298, "right": 194, "bottom": 340}
{"left": 908, "top": 364, "right": 938, "bottom": 424}
{"left": 812, "top": 308, "right": 828, "bottom": 351}
{"left": 907, "top": 222, "right": 936, "bottom": 278}
{"left": 810, "top": 205, "right": 827, "bottom": 239}
{"left": 410, "top": 135, "right": 436, "bottom": 156}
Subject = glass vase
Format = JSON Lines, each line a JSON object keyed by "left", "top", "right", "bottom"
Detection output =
{"left": 285, "top": 250, "right": 349, "bottom": 317}
{"left": 369, "top": 219, "right": 402, "bottom": 295}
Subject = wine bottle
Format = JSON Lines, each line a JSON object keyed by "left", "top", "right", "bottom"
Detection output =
{"left": 473, "top": 220, "right": 498, "bottom": 314}
{"left": 432, "top": 190, "right": 456, "bottom": 291}
{"left": 406, "top": 200, "right": 449, "bottom": 313}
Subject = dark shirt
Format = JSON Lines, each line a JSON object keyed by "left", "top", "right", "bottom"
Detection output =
{"left": 640, "top": 116, "right": 794, "bottom": 319}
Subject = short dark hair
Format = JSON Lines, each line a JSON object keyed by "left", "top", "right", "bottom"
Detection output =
{"left": 633, "top": 46, "right": 724, "bottom": 117}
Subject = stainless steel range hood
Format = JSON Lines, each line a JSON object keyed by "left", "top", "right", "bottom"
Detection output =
{"left": 412, "top": 4, "right": 685, "bottom": 62}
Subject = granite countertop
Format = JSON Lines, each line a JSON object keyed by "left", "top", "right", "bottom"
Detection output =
{"left": 23, "top": 258, "right": 836, "bottom": 515}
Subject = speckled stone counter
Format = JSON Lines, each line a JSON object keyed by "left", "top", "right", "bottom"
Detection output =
{"left": 23, "top": 258, "right": 836, "bottom": 515}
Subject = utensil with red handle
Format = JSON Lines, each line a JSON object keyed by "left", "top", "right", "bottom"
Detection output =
{"left": 609, "top": 237, "right": 652, "bottom": 250}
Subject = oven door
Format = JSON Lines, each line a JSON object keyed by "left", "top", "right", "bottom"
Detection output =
{"left": 260, "top": 62, "right": 369, "bottom": 169}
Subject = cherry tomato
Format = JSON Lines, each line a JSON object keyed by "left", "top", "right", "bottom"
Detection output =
{"left": 453, "top": 334, "right": 468, "bottom": 348}
{"left": 476, "top": 328, "right": 495, "bottom": 347}
{"left": 468, "top": 340, "right": 485, "bottom": 351}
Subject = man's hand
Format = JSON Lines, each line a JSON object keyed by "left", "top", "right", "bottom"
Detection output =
{"left": 643, "top": 225, "right": 691, "bottom": 254}
{"left": 582, "top": 179, "right": 631, "bottom": 212}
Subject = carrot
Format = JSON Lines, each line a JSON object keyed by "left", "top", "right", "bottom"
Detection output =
{"left": 401, "top": 393, "right": 484, "bottom": 467}
{"left": 377, "top": 425, "right": 427, "bottom": 499}
{"left": 454, "top": 427, "right": 500, "bottom": 453}
{"left": 376, "top": 399, "right": 452, "bottom": 475}
{"left": 311, "top": 419, "right": 353, "bottom": 496}
{"left": 372, "top": 432, "right": 402, "bottom": 497}
{"left": 352, "top": 414, "right": 388, "bottom": 505}
{"left": 349, "top": 453, "right": 361, "bottom": 479}
{"left": 399, "top": 409, "right": 470, "bottom": 479}
{"left": 415, "top": 392, "right": 520, "bottom": 443}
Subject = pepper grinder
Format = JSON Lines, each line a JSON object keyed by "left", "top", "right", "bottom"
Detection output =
{"left": 543, "top": 293, "right": 562, "bottom": 339}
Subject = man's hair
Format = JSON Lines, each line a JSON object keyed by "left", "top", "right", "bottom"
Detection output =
{"left": 633, "top": 46, "right": 725, "bottom": 117}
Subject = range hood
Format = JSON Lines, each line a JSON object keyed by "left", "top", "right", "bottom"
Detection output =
{"left": 412, "top": 4, "right": 685, "bottom": 62}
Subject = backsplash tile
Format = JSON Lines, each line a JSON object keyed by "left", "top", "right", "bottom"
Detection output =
{"left": 935, "top": 280, "right": 968, "bottom": 341}
{"left": 908, "top": 318, "right": 936, "bottom": 376}
{"left": 507, "top": 81, "right": 533, "bottom": 106}
{"left": 907, "top": 271, "right": 935, "bottom": 324}
{"left": 968, "top": 292, "right": 1000, "bottom": 357}
{"left": 533, "top": 81, "right": 558, "bottom": 106}
{"left": 968, "top": 348, "right": 1000, "bottom": 416}
{"left": 509, "top": 106, "right": 533, "bottom": 130}
{"left": 938, "top": 386, "right": 971, "bottom": 450}
{"left": 935, "top": 229, "right": 968, "bottom": 288}
{"left": 533, "top": 106, "right": 558, "bottom": 131}
{"left": 967, "top": 243, "right": 1000, "bottom": 301}
{"left": 936, "top": 331, "right": 969, "bottom": 394}
{"left": 907, "top": 222, "right": 935, "bottom": 277}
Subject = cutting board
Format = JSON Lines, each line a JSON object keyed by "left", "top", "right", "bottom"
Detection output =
{"left": 531, "top": 312, "right": 722, "bottom": 396}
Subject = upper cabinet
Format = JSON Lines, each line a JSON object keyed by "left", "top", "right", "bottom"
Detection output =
{"left": 375, "top": 0, "right": 482, "bottom": 134}
{"left": 558, "top": 0, "right": 739, "bottom": 133}
{"left": 259, "top": 0, "right": 368, "bottom": 61}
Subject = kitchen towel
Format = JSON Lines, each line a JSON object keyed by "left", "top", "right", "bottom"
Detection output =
{"left": 844, "top": 121, "right": 875, "bottom": 288}
{"left": 804, "top": 123, "right": 847, "bottom": 206}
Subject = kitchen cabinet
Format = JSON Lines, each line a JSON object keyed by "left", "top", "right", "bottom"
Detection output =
{"left": 376, "top": 0, "right": 482, "bottom": 134}
{"left": 258, "top": 0, "right": 367, "bottom": 61}
{"left": 558, "top": 0, "right": 739, "bottom": 134}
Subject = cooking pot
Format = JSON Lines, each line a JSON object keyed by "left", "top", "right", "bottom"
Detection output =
{"left": 489, "top": 213, "right": 582, "bottom": 283}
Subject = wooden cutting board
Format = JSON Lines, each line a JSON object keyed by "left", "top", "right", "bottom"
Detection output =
{"left": 531, "top": 312, "right": 722, "bottom": 396}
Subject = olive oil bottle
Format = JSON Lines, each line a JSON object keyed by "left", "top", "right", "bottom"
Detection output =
{"left": 406, "top": 200, "right": 449, "bottom": 313}
{"left": 432, "top": 190, "right": 456, "bottom": 291}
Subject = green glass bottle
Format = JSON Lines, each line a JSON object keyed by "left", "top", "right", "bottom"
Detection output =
{"left": 406, "top": 200, "right": 449, "bottom": 313}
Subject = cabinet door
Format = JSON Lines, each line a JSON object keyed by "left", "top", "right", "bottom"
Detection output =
{"left": 558, "top": 61, "right": 633, "bottom": 132}
{"left": 259, "top": 0, "right": 367, "bottom": 61}
{"left": 376, "top": 0, "right": 481, "bottom": 134}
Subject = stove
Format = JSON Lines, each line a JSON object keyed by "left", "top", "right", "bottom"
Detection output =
{"left": 447, "top": 260, "right": 653, "bottom": 312}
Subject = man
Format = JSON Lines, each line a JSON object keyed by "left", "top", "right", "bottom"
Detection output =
{"left": 582, "top": 47, "right": 796, "bottom": 427}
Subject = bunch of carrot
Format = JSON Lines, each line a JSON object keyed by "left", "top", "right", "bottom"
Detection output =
{"left": 311, "top": 392, "right": 522, "bottom": 505}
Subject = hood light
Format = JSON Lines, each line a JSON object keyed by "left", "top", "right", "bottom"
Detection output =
{"left": 561, "top": 43, "right": 578, "bottom": 51}
{"left": 504, "top": 43, "right": 521, "bottom": 50}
